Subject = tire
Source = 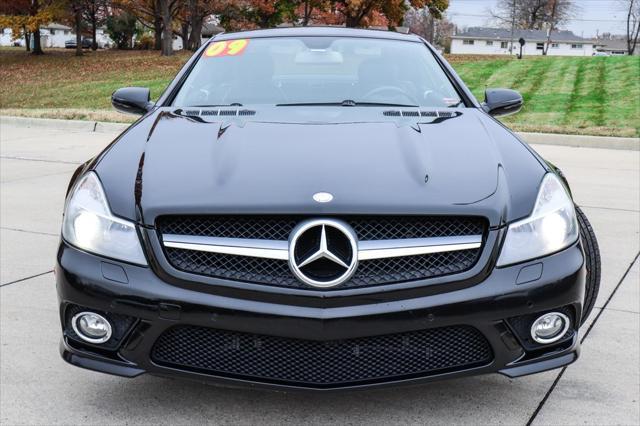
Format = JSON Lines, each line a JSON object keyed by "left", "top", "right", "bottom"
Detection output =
{"left": 576, "top": 206, "right": 601, "bottom": 325}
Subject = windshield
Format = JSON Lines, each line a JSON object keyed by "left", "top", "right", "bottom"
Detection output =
{"left": 172, "top": 36, "right": 463, "bottom": 108}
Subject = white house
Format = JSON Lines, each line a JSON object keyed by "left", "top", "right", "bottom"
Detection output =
{"left": 170, "top": 21, "right": 224, "bottom": 50}
{"left": 450, "top": 27, "right": 600, "bottom": 56}
{"left": 592, "top": 38, "right": 637, "bottom": 55}
{"left": 41, "top": 23, "right": 74, "bottom": 47}
{"left": 1, "top": 23, "right": 113, "bottom": 48}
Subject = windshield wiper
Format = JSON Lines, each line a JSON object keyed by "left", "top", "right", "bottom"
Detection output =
{"left": 277, "top": 100, "right": 418, "bottom": 108}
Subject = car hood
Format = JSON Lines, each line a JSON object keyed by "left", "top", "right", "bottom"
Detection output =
{"left": 95, "top": 108, "right": 545, "bottom": 227}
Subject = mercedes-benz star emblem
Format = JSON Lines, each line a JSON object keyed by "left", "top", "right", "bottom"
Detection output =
{"left": 288, "top": 219, "right": 358, "bottom": 288}
{"left": 313, "top": 192, "right": 333, "bottom": 203}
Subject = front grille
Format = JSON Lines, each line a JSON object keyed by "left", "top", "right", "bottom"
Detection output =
{"left": 151, "top": 325, "right": 492, "bottom": 388}
{"left": 157, "top": 215, "right": 486, "bottom": 289}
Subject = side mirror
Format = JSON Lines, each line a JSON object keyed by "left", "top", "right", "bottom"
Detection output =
{"left": 111, "top": 87, "right": 154, "bottom": 115}
{"left": 482, "top": 88, "right": 523, "bottom": 117}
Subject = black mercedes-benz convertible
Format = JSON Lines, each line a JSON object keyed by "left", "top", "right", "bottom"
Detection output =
{"left": 57, "top": 27, "right": 600, "bottom": 390}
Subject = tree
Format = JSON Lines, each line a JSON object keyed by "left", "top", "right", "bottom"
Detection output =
{"left": 330, "top": 0, "right": 448, "bottom": 28}
{"left": 122, "top": 0, "right": 181, "bottom": 54}
{"left": 543, "top": 0, "right": 560, "bottom": 55}
{"left": 176, "top": 0, "right": 220, "bottom": 51}
{"left": 159, "top": 0, "right": 172, "bottom": 55}
{"left": 623, "top": 0, "right": 640, "bottom": 54}
{"left": 142, "top": 0, "right": 182, "bottom": 55}
{"left": 69, "top": 0, "right": 85, "bottom": 56}
{"left": 187, "top": 0, "right": 203, "bottom": 50}
{"left": 106, "top": 10, "right": 137, "bottom": 48}
{"left": 0, "top": 0, "right": 57, "bottom": 54}
{"left": 116, "top": 0, "right": 163, "bottom": 49}
{"left": 82, "top": 0, "right": 107, "bottom": 50}
{"left": 490, "top": 0, "right": 575, "bottom": 31}
{"left": 405, "top": 7, "right": 454, "bottom": 47}
{"left": 296, "top": 0, "right": 327, "bottom": 26}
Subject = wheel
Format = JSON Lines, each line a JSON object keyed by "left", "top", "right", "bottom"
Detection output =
{"left": 576, "top": 206, "right": 601, "bottom": 324}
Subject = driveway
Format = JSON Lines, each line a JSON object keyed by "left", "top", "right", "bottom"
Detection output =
{"left": 1, "top": 121, "right": 638, "bottom": 425}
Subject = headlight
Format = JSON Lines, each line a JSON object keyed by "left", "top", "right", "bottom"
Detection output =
{"left": 497, "top": 173, "right": 578, "bottom": 267}
{"left": 62, "top": 172, "right": 147, "bottom": 265}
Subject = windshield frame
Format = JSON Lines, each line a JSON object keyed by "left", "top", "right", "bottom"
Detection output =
{"left": 159, "top": 33, "right": 476, "bottom": 110}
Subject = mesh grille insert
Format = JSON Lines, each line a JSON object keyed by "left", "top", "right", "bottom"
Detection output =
{"left": 164, "top": 246, "right": 481, "bottom": 289}
{"left": 158, "top": 215, "right": 485, "bottom": 241}
{"left": 151, "top": 325, "right": 492, "bottom": 387}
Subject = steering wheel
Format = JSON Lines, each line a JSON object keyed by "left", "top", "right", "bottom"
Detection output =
{"left": 362, "top": 86, "right": 417, "bottom": 104}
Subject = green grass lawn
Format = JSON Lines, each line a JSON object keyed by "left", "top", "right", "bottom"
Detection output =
{"left": 453, "top": 55, "right": 640, "bottom": 137}
{"left": 1, "top": 47, "right": 639, "bottom": 136}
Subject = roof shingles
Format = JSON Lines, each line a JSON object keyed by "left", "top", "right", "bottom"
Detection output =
{"left": 452, "top": 27, "right": 591, "bottom": 43}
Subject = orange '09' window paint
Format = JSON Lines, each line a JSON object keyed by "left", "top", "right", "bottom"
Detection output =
{"left": 204, "top": 39, "right": 249, "bottom": 58}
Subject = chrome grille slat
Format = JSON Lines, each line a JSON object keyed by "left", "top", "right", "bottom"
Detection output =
{"left": 163, "top": 235, "right": 289, "bottom": 260}
{"left": 162, "top": 234, "right": 482, "bottom": 261}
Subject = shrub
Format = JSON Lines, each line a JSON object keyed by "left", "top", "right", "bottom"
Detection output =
{"left": 135, "top": 33, "right": 155, "bottom": 50}
{"left": 106, "top": 12, "right": 137, "bottom": 49}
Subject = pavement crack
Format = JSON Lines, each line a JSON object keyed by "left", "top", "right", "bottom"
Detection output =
{"left": 2, "top": 170, "right": 76, "bottom": 184}
{"left": 0, "top": 155, "right": 80, "bottom": 165}
{"left": 1, "top": 227, "right": 58, "bottom": 237}
{"left": 526, "top": 367, "right": 568, "bottom": 426}
{"left": 605, "top": 307, "right": 640, "bottom": 315}
{"left": 526, "top": 250, "right": 640, "bottom": 426}
{"left": 579, "top": 205, "right": 640, "bottom": 213}
{"left": 0, "top": 270, "right": 53, "bottom": 287}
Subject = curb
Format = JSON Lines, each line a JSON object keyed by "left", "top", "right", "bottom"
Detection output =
{"left": 519, "top": 132, "right": 639, "bottom": 151}
{"left": 0, "top": 116, "right": 130, "bottom": 134}
{"left": 2, "top": 115, "right": 638, "bottom": 151}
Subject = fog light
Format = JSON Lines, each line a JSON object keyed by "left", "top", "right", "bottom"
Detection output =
{"left": 72, "top": 312, "right": 112, "bottom": 344}
{"left": 530, "top": 312, "right": 570, "bottom": 344}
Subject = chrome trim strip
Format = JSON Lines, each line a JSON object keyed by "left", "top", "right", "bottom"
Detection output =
{"left": 162, "top": 234, "right": 482, "bottom": 261}
{"left": 357, "top": 235, "right": 482, "bottom": 260}
{"left": 162, "top": 234, "right": 289, "bottom": 260}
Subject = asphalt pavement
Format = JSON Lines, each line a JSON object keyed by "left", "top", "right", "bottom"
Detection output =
{"left": 1, "top": 121, "right": 638, "bottom": 425}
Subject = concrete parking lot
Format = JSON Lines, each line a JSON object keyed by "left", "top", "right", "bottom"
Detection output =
{"left": 1, "top": 121, "right": 638, "bottom": 425}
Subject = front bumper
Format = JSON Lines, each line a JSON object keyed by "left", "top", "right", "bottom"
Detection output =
{"left": 56, "top": 240, "right": 585, "bottom": 391}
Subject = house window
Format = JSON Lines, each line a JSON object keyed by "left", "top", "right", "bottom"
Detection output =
{"left": 463, "top": 39, "right": 474, "bottom": 45}
{"left": 551, "top": 43, "right": 559, "bottom": 48}
{"left": 500, "top": 41, "right": 508, "bottom": 49}
{"left": 571, "top": 44, "right": 583, "bottom": 49}
{"left": 536, "top": 43, "right": 544, "bottom": 50}
{"left": 64, "top": 30, "right": 69, "bottom": 35}
{"left": 50, "top": 29, "right": 55, "bottom": 35}
{"left": 486, "top": 41, "right": 493, "bottom": 46}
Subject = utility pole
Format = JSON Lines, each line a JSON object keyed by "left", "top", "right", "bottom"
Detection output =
{"left": 509, "top": 0, "right": 516, "bottom": 54}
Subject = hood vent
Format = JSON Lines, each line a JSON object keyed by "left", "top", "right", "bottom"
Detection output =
{"left": 383, "top": 110, "right": 458, "bottom": 118}
{"left": 181, "top": 109, "right": 256, "bottom": 117}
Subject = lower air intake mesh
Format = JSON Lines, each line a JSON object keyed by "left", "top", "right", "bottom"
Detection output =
{"left": 151, "top": 325, "right": 492, "bottom": 388}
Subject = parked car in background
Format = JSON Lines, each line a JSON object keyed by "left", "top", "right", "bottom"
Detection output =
{"left": 65, "top": 38, "right": 94, "bottom": 49}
